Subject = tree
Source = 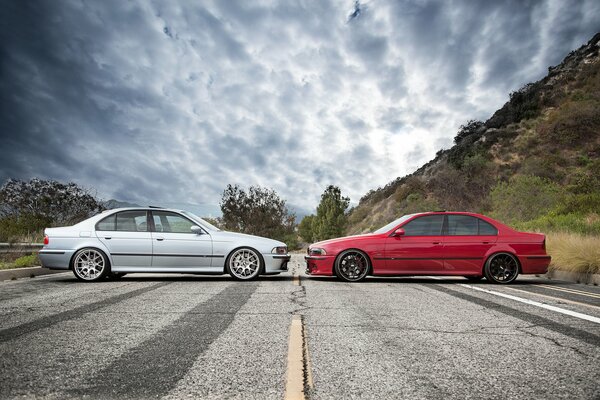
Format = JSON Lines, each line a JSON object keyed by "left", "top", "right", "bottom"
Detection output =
{"left": 219, "top": 184, "right": 297, "bottom": 248}
{"left": 0, "top": 178, "right": 105, "bottom": 241}
{"left": 298, "top": 215, "right": 315, "bottom": 243}
{"left": 312, "top": 185, "right": 350, "bottom": 241}
{"left": 0, "top": 178, "right": 105, "bottom": 224}
{"left": 453, "top": 119, "right": 485, "bottom": 145}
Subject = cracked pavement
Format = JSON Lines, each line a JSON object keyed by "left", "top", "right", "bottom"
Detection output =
{"left": 0, "top": 255, "right": 599, "bottom": 399}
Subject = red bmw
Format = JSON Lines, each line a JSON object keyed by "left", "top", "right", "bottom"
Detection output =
{"left": 305, "top": 212, "right": 551, "bottom": 283}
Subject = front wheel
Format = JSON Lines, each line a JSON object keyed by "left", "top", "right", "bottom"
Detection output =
{"left": 226, "top": 247, "right": 262, "bottom": 280}
{"left": 335, "top": 250, "right": 370, "bottom": 282}
{"left": 484, "top": 253, "right": 519, "bottom": 284}
{"left": 72, "top": 248, "right": 109, "bottom": 282}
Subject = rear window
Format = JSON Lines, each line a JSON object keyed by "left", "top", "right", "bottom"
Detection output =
{"left": 96, "top": 214, "right": 116, "bottom": 231}
{"left": 478, "top": 219, "right": 498, "bottom": 235}
{"left": 446, "top": 215, "right": 478, "bottom": 235}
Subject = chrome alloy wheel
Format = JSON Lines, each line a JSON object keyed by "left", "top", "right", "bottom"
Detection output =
{"left": 486, "top": 253, "right": 519, "bottom": 283}
{"left": 336, "top": 250, "right": 369, "bottom": 282}
{"left": 228, "top": 248, "right": 261, "bottom": 280}
{"left": 73, "top": 249, "right": 107, "bottom": 281}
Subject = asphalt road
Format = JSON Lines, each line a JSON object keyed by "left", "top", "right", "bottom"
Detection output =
{"left": 0, "top": 255, "right": 599, "bottom": 399}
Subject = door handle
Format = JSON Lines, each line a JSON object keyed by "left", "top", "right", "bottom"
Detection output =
{"left": 482, "top": 241, "right": 490, "bottom": 244}
{"left": 432, "top": 241, "right": 441, "bottom": 245}
{"left": 104, "top": 237, "right": 112, "bottom": 240}
{"left": 156, "top": 237, "right": 164, "bottom": 241}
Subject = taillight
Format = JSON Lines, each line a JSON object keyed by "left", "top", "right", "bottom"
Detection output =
{"left": 43, "top": 235, "right": 49, "bottom": 245}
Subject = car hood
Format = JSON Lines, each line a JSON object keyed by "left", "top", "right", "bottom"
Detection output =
{"left": 311, "top": 233, "right": 376, "bottom": 248}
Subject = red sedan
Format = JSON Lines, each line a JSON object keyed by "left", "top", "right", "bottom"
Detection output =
{"left": 305, "top": 212, "right": 551, "bottom": 283}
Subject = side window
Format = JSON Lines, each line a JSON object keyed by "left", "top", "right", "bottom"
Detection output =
{"left": 446, "top": 215, "right": 478, "bottom": 236}
{"left": 116, "top": 211, "right": 148, "bottom": 232}
{"left": 402, "top": 215, "right": 444, "bottom": 236}
{"left": 478, "top": 219, "right": 498, "bottom": 235}
{"left": 96, "top": 214, "right": 116, "bottom": 231}
{"left": 152, "top": 211, "right": 196, "bottom": 234}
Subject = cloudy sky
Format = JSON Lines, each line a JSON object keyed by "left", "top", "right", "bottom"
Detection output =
{"left": 1, "top": 0, "right": 599, "bottom": 215}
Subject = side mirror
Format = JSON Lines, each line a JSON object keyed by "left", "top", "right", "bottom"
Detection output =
{"left": 191, "top": 225, "right": 203, "bottom": 235}
{"left": 393, "top": 228, "right": 405, "bottom": 237}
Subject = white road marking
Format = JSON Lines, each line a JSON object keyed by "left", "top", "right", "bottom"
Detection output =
{"left": 424, "top": 276, "right": 600, "bottom": 324}
{"left": 460, "top": 283, "right": 600, "bottom": 324}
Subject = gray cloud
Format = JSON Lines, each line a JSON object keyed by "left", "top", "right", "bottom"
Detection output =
{"left": 1, "top": 0, "right": 598, "bottom": 213}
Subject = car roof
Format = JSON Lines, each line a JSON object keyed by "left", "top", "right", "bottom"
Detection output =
{"left": 102, "top": 207, "right": 185, "bottom": 213}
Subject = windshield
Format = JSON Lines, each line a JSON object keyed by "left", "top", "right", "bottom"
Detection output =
{"left": 180, "top": 210, "right": 221, "bottom": 231}
{"left": 372, "top": 214, "right": 415, "bottom": 234}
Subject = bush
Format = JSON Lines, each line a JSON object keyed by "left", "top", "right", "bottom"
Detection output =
{"left": 14, "top": 253, "right": 39, "bottom": 268}
{"left": 396, "top": 193, "right": 440, "bottom": 215}
{"left": 514, "top": 212, "right": 600, "bottom": 236}
{"left": 490, "top": 175, "right": 564, "bottom": 223}
{"left": 539, "top": 100, "right": 600, "bottom": 145}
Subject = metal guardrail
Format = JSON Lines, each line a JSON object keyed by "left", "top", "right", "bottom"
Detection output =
{"left": 0, "top": 243, "right": 44, "bottom": 254}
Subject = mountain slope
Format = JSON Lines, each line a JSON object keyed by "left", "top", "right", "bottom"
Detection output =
{"left": 347, "top": 33, "right": 600, "bottom": 235}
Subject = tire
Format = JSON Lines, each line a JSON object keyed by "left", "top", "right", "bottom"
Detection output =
{"left": 335, "top": 249, "right": 370, "bottom": 282}
{"left": 72, "top": 248, "right": 110, "bottom": 282}
{"left": 107, "top": 272, "right": 127, "bottom": 279}
{"left": 484, "top": 253, "right": 519, "bottom": 284}
{"left": 464, "top": 276, "right": 483, "bottom": 281}
{"left": 226, "top": 247, "right": 262, "bottom": 280}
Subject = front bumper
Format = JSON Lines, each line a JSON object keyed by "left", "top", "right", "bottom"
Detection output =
{"left": 304, "top": 255, "right": 335, "bottom": 276}
{"left": 263, "top": 254, "right": 291, "bottom": 274}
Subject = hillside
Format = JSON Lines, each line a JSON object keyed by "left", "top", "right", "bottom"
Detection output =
{"left": 347, "top": 33, "right": 600, "bottom": 236}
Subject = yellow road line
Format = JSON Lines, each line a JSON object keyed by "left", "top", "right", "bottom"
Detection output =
{"left": 505, "top": 286, "right": 600, "bottom": 310}
{"left": 534, "top": 285, "right": 600, "bottom": 299}
{"left": 285, "top": 315, "right": 305, "bottom": 400}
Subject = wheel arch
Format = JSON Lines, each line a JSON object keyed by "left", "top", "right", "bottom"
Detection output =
{"left": 224, "top": 245, "right": 266, "bottom": 275}
{"left": 69, "top": 246, "right": 112, "bottom": 272}
{"left": 334, "top": 248, "right": 373, "bottom": 276}
{"left": 482, "top": 251, "right": 522, "bottom": 275}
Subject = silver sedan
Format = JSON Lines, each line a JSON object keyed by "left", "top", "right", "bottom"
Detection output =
{"left": 39, "top": 207, "right": 290, "bottom": 282}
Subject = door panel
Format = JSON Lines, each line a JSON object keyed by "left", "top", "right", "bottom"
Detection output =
{"left": 151, "top": 232, "right": 213, "bottom": 268}
{"left": 95, "top": 210, "right": 152, "bottom": 268}
{"left": 383, "top": 236, "right": 444, "bottom": 273}
{"left": 443, "top": 215, "right": 498, "bottom": 274}
{"left": 150, "top": 211, "right": 213, "bottom": 268}
{"left": 382, "top": 214, "right": 445, "bottom": 273}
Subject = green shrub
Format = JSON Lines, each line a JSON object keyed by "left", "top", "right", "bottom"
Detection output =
{"left": 513, "top": 213, "right": 600, "bottom": 236}
{"left": 490, "top": 175, "right": 564, "bottom": 223}
{"left": 14, "top": 253, "right": 39, "bottom": 268}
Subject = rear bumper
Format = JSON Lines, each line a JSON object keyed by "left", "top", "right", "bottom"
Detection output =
{"left": 304, "top": 255, "right": 335, "bottom": 276}
{"left": 263, "top": 254, "right": 291, "bottom": 274}
{"left": 520, "top": 255, "right": 551, "bottom": 274}
{"left": 38, "top": 249, "right": 73, "bottom": 270}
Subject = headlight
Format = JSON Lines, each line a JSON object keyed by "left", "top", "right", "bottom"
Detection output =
{"left": 272, "top": 246, "right": 288, "bottom": 254}
{"left": 309, "top": 247, "right": 326, "bottom": 256}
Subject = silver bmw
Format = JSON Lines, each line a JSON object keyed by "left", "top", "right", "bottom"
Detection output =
{"left": 39, "top": 207, "right": 290, "bottom": 282}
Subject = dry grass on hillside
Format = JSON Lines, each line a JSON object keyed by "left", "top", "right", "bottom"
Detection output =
{"left": 546, "top": 232, "right": 600, "bottom": 274}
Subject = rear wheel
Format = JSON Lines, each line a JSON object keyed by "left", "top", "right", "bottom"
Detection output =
{"left": 226, "top": 247, "right": 262, "bottom": 280}
{"left": 72, "top": 248, "right": 109, "bottom": 282}
{"left": 335, "top": 250, "right": 370, "bottom": 282}
{"left": 484, "top": 253, "right": 519, "bottom": 284}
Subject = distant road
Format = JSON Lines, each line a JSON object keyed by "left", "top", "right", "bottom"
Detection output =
{"left": 0, "top": 255, "right": 598, "bottom": 399}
